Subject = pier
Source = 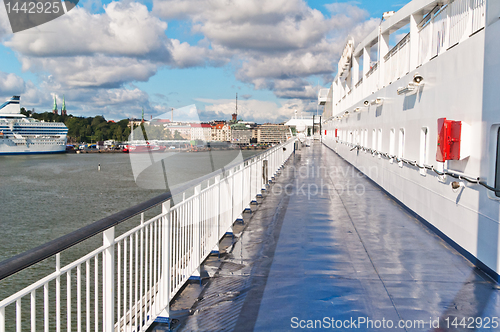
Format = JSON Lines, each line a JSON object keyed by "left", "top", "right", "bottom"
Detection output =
{"left": 1, "top": 140, "right": 500, "bottom": 331}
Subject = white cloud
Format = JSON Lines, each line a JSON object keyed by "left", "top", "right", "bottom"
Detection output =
{"left": 0, "top": 3, "right": 12, "bottom": 40}
{"left": 6, "top": 3, "right": 169, "bottom": 57}
{"left": 4, "top": 2, "right": 175, "bottom": 91}
{"left": 197, "top": 97, "right": 316, "bottom": 123}
{"left": 0, "top": 72, "right": 53, "bottom": 110}
{"left": 20, "top": 56, "right": 159, "bottom": 88}
{"left": 0, "top": 72, "right": 25, "bottom": 96}
{"left": 169, "top": 39, "right": 208, "bottom": 68}
{"left": 153, "top": 0, "right": 378, "bottom": 99}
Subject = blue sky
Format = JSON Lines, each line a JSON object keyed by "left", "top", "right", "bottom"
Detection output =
{"left": 0, "top": 0, "right": 408, "bottom": 123}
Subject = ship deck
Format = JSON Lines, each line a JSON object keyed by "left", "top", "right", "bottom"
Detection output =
{"left": 151, "top": 142, "right": 500, "bottom": 332}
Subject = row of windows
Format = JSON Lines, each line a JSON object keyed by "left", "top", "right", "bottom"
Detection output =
{"left": 13, "top": 131, "right": 68, "bottom": 135}
{"left": 336, "top": 127, "right": 430, "bottom": 168}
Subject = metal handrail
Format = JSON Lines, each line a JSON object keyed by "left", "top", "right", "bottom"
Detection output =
{"left": 365, "top": 62, "right": 379, "bottom": 77}
{"left": 384, "top": 33, "right": 410, "bottom": 61}
{"left": 0, "top": 145, "right": 280, "bottom": 281}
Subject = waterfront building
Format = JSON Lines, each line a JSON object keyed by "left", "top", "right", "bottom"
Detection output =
{"left": 231, "top": 123, "right": 252, "bottom": 145}
{"left": 165, "top": 124, "right": 191, "bottom": 140}
{"left": 190, "top": 123, "right": 212, "bottom": 141}
{"left": 254, "top": 124, "right": 288, "bottom": 144}
{"left": 127, "top": 118, "right": 143, "bottom": 128}
{"left": 211, "top": 122, "right": 231, "bottom": 142}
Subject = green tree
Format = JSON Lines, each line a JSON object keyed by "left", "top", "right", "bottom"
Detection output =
{"left": 113, "top": 126, "right": 123, "bottom": 141}
{"left": 91, "top": 115, "right": 106, "bottom": 127}
{"left": 173, "top": 130, "right": 183, "bottom": 140}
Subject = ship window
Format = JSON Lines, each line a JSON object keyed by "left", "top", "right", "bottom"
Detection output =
{"left": 372, "top": 129, "right": 376, "bottom": 150}
{"left": 389, "top": 128, "right": 395, "bottom": 156}
{"left": 496, "top": 128, "right": 500, "bottom": 197}
{"left": 398, "top": 128, "right": 405, "bottom": 158}
{"left": 377, "top": 129, "right": 382, "bottom": 153}
{"left": 420, "top": 127, "right": 429, "bottom": 167}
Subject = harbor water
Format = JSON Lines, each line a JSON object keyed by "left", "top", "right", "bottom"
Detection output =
{"left": 0, "top": 149, "right": 261, "bottom": 300}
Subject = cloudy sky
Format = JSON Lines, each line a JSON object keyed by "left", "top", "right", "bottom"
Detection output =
{"left": 0, "top": 0, "right": 407, "bottom": 123}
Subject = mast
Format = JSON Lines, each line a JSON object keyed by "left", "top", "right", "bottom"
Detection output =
{"left": 231, "top": 93, "right": 238, "bottom": 122}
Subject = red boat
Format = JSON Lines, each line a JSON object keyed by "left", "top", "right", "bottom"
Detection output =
{"left": 123, "top": 143, "right": 167, "bottom": 153}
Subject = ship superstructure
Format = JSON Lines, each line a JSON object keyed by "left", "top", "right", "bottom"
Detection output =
{"left": 0, "top": 96, "right": 68, "bottom": 154}
{"left": 320, "top": 0, "right": 500, "bottom": 281}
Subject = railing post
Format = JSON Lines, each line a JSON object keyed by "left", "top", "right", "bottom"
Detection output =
{"left": 257, "top": 156, "right": 263, "bottom": 198}
{"left": 352, "top": 55, "right": 360, "bottom": 90}
{"left": 263, "top": 159, "right": 268, "bottom": 191}
{"left": 0, "top": 307, "right": 4, "bottom": 332}
{"left": 215, "top": 175, "right": 221, "bottom": 253}
{"left": 378, "top": 28, "right": 390, "bottom": 87}
{"left": 56, "top": 253, "right": 60, "bottom": 332}
{"left": 102, "top": 226, "right": 115, "bottom": 332}
{"left": 192, "top": 185, "right": 202, "bottom": 279}
{"left": 156, "top": 200, "right": 171, "bottom": 325}
{"left": 363, "top": 46, "right": 371, "bottom": 96}
{"left": 465, "top": 0, "right": 473, "bottom": 41}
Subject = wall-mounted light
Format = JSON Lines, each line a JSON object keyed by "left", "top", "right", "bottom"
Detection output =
{"left": 413, "top": 73, "right": 424, "bottom": 84}
{"left": 451, "top": 181, "right": 465, "bottom": 192}
{"left": 370, "top": 98, "right": 384, "bottom": 105}
{"left": 397, "top": 73, "right": 425, "bottom": 95}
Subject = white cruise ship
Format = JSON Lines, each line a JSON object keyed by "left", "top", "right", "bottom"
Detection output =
{"left": 320, "top": 0, "right": 500, "bottom": 281}
{"left": 0, "top": 96, "right": 68, "bottom": 154}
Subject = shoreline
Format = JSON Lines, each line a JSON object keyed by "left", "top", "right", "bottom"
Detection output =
{"left": 69, "top": 145, "right": 270, "bottom": 154}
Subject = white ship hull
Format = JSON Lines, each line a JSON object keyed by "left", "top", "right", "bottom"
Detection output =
{"left": 321, "top": 0, "right": 500, "bottom": 280}
{"left": 0, "top": 96, "right": 68, "bottom": 155}
{"left": 0, "top": 138, "right": 67, "bottom": 154}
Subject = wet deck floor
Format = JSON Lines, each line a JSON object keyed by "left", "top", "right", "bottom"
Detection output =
{"left": 153, "top": 142, "right": 500, "bottom": 332}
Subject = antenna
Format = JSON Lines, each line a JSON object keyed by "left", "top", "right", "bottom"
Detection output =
{"left": 171, "top": 107, "right": 174, "bottom": 122}
{"left": 236, "top": 93, "right": 238, "bottom": 116}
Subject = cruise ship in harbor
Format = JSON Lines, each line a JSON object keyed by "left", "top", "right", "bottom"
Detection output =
{"left": 320, "top": 0, "right": 500, "bottom": 281}
{"left": 0, "top": 96, "right": 68, "bottom": 154}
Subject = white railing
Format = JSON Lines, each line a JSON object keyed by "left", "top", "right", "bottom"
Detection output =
{"left": 0, "top": 138, "right": 296, "bottom": 332}
{"left": 419, "top": 0, "right": 485, "bottom": 66}
{"left": 384, "top": 34, "right": 410, "bottom": 85}
{"left": 449, "top": 0, "right": 471, "bottom": 46}
{"left": 329, "top": 0, "right": 486, "bottom": 118}
{"left": 471, "top": 0, "right": 486, "bottom": 35}
{"left": 364, "top": 62, "right": 379, "bottom": 96}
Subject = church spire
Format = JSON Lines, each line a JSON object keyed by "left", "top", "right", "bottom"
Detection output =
{"left": 61, "top": 95, "right": 67, "bottom": 116}
{"left": 52, "top": 95, "right": 58, "bottom": 115}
